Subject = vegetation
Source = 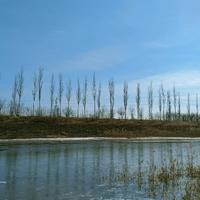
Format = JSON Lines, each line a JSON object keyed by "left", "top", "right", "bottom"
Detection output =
{"left": 1, "top": 68, "right": 200, "bottom": 122}
{"left": 1, "top": 116, "right": 200, "bottom": 139}
{"left": 100, "top": 159, "right": 200, "bottom": 199}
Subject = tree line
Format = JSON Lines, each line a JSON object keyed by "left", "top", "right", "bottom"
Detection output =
{"left": 0, "top": 68, "right": 199, "bottom": 121}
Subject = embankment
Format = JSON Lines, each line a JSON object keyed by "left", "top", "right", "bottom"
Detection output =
{"left": 1, "top": 116, "right": 200, "bottom": 139}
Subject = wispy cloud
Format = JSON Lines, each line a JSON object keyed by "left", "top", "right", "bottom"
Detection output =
{"left": 131, "top": 69, "right": 200, "bottom": 89}
{"left": 54, "top": 29, "right": 65, "bottom": 34}
{"left": 111, "top": 69, "right": 200, "bottom": 111}
{"left": 141, "top": 40, "right": 174, "bottom": 49}
{"left": 66, "top": 45, "right": 130, "bottom": 70}
{"left": 114, "top": 69, "right": 200, "bottom": 99}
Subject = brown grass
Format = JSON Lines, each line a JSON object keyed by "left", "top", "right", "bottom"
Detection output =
{"left": 1, "top": 115, "right": 200, "bottom": 139}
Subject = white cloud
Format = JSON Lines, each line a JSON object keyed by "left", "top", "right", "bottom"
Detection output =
{"left": 141, "top": 40, "right": 174, "bottom": 49}
{"left": 132, "top": 69, "right": 200, "bottom": 89}
{"left": 66, "top": 45, "right": 130, "bottom": 70}
{"left": 114, "top": 69, "right": 200, "bottom": 100}
{"left": 111, "top": 69, "right": 200, "bottom": 114}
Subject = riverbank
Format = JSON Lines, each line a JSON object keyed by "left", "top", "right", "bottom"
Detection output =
{"left": 1, "top": 137, "right": 200, "bottom": 145}
{"left": 1, "top": 116, "right": 200, "bottom": 139}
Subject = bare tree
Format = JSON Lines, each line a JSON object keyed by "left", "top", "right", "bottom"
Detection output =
{"left": 166, "top": 90, "right": 171, "bottom": 120}
{"left": 117, "top": 107, "right": 125, "bottom": 119}
{"left": 32, "top": 73, "right": 37, "bottom": 116}
{"left": 148, "top": 82, "right": 153, "bottom": 120}
{"left": 173, "top": 85, "right": 177, "bottom": 120}
{"left": 82, "top": 78, "right": 87, "bottom": 117}
{"left": 97, "top": 82, "right": 101, "bottom": 118}
{"left": 158, "top": 87, "right": 162, "bottom": 120}
{"left": 50, "top": 73, "right": 55, "bottom": 116}
{"left": 58, "top": 73, "right": 64, "bottom": 116}
{"left": 53, "top": 97, "right": 59, "bottom": 117}
{"left": 108, "top": 79, "right": 115, "bottom": 119}
{"left": 196, "top": 93, "right": 199, "bottom": 121}
{"left": 178, "top": 93, "right": 181, "bottom": 120}
{"left": 161, "top": 84, "right": 166, "bottom": 120}
{"left": 76, "top": 79, "right": 81, "bottom": 117}
{"left": 92, "top": 72, "right": 96, "bottom": 117}
{"left": 123, "top": 81, "right": 128, "bottom": 119}
{"left": 38, "top": 68, "right": 43, "bottom": 116}
{"left": 66, "top": 80, "right": 72, "bottom": 117}
{"left": 16, "top": 69, "right": 24, "bottom": 116}
{"left": 187, "top": 93, "right": 190, "bottom": 120}
{"left": 100, "top": 105, "right": 108, "bottom": 118}
{"left": 129, "top": 106, "right": 135, "bottom": 119}
{"left": 136, "top": 83, "right": 141, "bottom": 119}
{"left": 0, "top": 99, "right": 5, "bottom": 115}
{"left": 140, "top": 108, "right": 143, "bottom": 120}
{"left": 10, "top": 76, "right": 18, "bottom": 116}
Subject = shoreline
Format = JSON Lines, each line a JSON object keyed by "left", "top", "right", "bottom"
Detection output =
{"left": 2, "top": 116, "right": 200, "bottom": 141}
{"left": 1, "top": 137, "right": 200, "bottom": 145}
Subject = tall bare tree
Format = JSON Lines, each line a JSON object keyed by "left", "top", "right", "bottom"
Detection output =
{"left": 140, "top": 108, "right": 143, "bottom": 120}
{"left": 38, "top": 67, "right": 43, "bottom": 115}
{"left": 53, "top": 97, "right": 59, "bottom": 117}
{"left": 173, "top": 85, "right": 177, "bottom": 120}
{"left": 0, "top": 99, "right": 5, "bottom": 115}
{"left": 32, "top": 73, "right": 37, "bottom": 116}
{"left": 136, "top": 83, "right": 141, "bottom": 119}
{"left": 158, "top": 87, "right": 162, "bottom": 120}
{"left": 50, "top": 73, "right": 55, "bottom": 116}
{"left": 187, "top": 93, "right": 190, "bottom": 120}
{"left": 148, "top": 82, "right": 153, "bottom": 120}
{"left": 108, "top": 79, "right": 115, "bottom": 119}
{"left": 76, "top": 79, "right": 81, "bottom": 117}
{"left": 117, "top": 107, "right": 125, "bottom": 119}
{"left": 123, "top": 81, "right": 128, "bottom": 119}
{"left": 16, "top": 69, "right": 24, "bottom": 116}
{"left": 10, "top": 76, "right": 18, "bottom": 116}
{"left": 178, "top": 92, "right": 181, "bottom": 120}
{"left": 161, "top": 84, "right": 166, "bottom": 120}
{"left": 66, "top": 80, "right": 72, "bottom": 117}
{"left": 97, "top": 82, "right": 101, "bottom": 118}
{"left": 196, "top": 93, "right": 199, "bottom": 121}
{"left": 82, "top": 78, "right": 87, "bottom": 117}
{"left": 92, "top": 72, "right": 96, "bottom": 117}
{"left": 129, "top": 107, "right": 135, "bottom": 119}
{"left": 58, "top": 73, "right": 64, "bottom": 116}
{"left": 166, "top": 90, "right": 171, "bottom": 120}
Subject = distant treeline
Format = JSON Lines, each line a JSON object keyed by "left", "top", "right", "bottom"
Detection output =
{"left": 0, "top": 68, "right": 199, "bottom": 121}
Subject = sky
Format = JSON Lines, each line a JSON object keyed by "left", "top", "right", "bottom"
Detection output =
{"left": 1, "top": 0, "right": 200, "bottom": 113}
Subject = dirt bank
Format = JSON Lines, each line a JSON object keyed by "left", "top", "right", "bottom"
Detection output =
{"left": 1, "top": 116, "right": 200, "bottom": 139}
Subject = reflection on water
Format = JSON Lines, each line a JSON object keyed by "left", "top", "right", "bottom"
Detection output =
{"left": 0, "top": 141, "right": 200, "bottom": 199}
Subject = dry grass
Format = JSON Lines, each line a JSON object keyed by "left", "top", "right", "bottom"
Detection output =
{"left": 100, "top": 160, "right": 200, "bottom": 200}
{"left": 1, "top": 115, "right": 200, "bottom": 139}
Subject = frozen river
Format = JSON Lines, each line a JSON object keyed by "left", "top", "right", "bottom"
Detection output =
{"left": 0, "top": 140, "right": 200, "bottom": 199}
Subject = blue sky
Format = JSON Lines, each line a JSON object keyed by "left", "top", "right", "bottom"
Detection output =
{"left": 1, "top": 0, "right": 200, "bottom": 112}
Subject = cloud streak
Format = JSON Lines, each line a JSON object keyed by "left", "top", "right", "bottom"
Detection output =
{"left": 114, "top": 69, "right": 200, "bottom": 100}
{"left": 141, "top": 40, "right": 175, "bottom": 49}
{"left": 130, "top": 69, "right": 200, "bottom": 89}
{"left": 66, "top": 45, "right": 130, "bottom": 70}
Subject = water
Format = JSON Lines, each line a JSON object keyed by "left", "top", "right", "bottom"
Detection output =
{"left": 0, "top": 140, "right": 200, "bottom": 200}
